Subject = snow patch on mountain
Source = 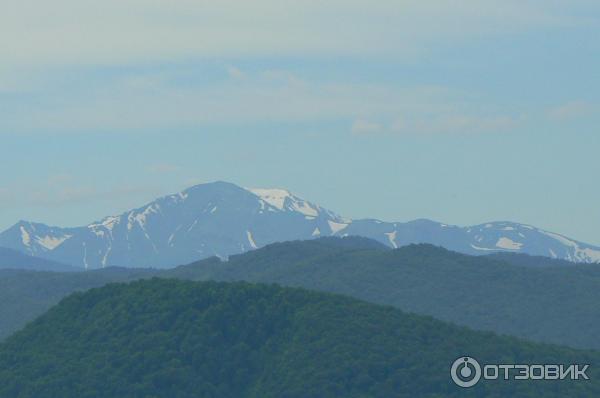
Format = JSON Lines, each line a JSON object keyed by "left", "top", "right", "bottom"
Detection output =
{"left": 385, "top": 231, "right": 398, "bottom": 249}
{"left": 248, "top": 187, "right": 338, "bottom": 220}
{"left": 89, "top": 216, "right": 120, "bottom": 231}
{"left": 328, "top": 220, "right": 349, "bottom": 234}
{"left": 471, "top": 244, "right": 496, "bottom": 251}
{"left": 37, "top": 235, "right": 71, "bottom": 250}
{"left": 20, "top": 226, "right": 31, "bottom": 247}
{"left": 496, "top": 237, "right": 523, "bottom": 250}
{"left": 581, "top": 248, "right": 600, "bottom": 263}
{"left": 541, "top": 231, "right": 576, "bottom": 248}
{"left": 540, "top": 230, "right": 600, "bottom": 262}
{"left": 246, "top": 231, "right": 257, "bottom": 249}
{"left": 249, "top": 188, "right": 288, "bottom": 209}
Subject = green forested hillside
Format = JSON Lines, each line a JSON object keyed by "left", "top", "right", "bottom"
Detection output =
{"left": 1, "top": 237, "right": 600, "bottom": 351}
{"left": 173, "top": 240, "right": 600, "bottom": 350}
{"left": 0, "top": 278, "right": 598, "bottom": 398}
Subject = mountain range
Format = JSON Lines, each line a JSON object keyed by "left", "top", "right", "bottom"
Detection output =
{"left": 1, "top": 181, "right": 598, "bottom": 268}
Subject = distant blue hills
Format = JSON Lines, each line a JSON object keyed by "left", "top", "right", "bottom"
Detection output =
{"left": 0, "top": 247, "right": 76, "bottom": 272}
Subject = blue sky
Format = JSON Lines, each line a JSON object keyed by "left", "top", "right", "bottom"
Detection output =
{"left": 1, "top": 1, "right": 599, "bottom": 245}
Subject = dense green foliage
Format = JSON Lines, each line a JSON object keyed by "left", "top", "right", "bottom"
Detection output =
{"left": 175, "top": 240, "right": 600, "bottom": 350}
{"left": 0, "top": 278, "right": 598, "bottom": 398}
{"left": 2, "top": 237, "right": 600, "bottom": 351}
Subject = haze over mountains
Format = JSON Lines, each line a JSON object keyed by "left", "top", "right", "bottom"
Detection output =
{"left": 0, "top": 247, "right": 76, "bottom": 272}
{"left": 1, "top": 181, "right": 598, "bottom": 269}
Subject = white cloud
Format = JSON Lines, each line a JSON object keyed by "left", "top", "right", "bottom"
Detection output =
{"left": 548, "top": 101, "right": 596, "bottom": 121}
{"left": 0, "top": 188, "right": 15, "bottom": 205}
{"left": 352, "top": 119, "right": 384, "bottom": 135}
{"left": 0, "top": 69, "right": 488, "bottom": 133}
{"left": 0, "top": 1, "right": 592, "bottom": 136}
{"left": 0, "top": 180, "right": 161, "bottom": 209}
{"left": 226, "top": 65, "right": 246, "bottom": 80}
{"left": 0, "top": 68, "right": 519, "bottom": 135}
{"left": 351, "top": 114, "right": 517, "bottom": 136}
{"left": 148, "top": 163, "right": 181, "bottom": 173}
{"left": 392, "top": 114, "right": 517, "bottom": 134}
{"left": 46, "top": 173, "right": 74, "bottom": 186}
{"left": 0, "top": 0, "right": 585, "bottom": 69}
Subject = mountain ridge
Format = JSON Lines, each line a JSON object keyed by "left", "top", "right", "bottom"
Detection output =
{"left": 1, "top": 181, "right": 598, "bottom": 268}
{"left": 0, "top": 247, "right": 78, "bottom": 272}
{"left": 1, "top": 238, "right": 600, "bottom": 348}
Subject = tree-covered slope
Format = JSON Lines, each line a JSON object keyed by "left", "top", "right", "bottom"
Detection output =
{"left": 0, "top": 278, "right": 598, "bottom": 398}
{"left": 174, "top": 240, "right": 600, "bottom": 350}
{"left": 1, "top": 237, "right": 600, "bottom": 351}
{"left": 0, "top": 237, "right": 379, "bottom": 339}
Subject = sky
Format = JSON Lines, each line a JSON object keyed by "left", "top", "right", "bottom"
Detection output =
{"left": 1, "top": 0, "right": 599, "bottom": 245}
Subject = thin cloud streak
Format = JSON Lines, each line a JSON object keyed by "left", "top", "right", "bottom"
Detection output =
{"left": 0, "top": 180, "right": 162, "bottom": 209}
{"left": 0, "top": 0, "right": 588, "bottom": 69}
{"left": 0, "top": 69, "right": 518, "bottom": 135}
{"left": 548, "top": 101, "right": 597, "bottom": 121}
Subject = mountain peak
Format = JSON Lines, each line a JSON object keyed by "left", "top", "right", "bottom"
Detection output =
{"left": 247, "top": 187, "right": 345, "bottom": 222}
{"left": 248, "top": 188, "right": 294, "bottom": 210}
{"left": 183, "top": 180, "right": 246, "bottom": 194}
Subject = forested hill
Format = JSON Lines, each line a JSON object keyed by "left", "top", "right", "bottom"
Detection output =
{"left": 0, "top": 278, "right": 598, "bottom": 398}
{"left": 172, "top": 239, "right": 600, "bottom": 350}
{"left": 2, "top": 238, "right": 600, "bottom": 351}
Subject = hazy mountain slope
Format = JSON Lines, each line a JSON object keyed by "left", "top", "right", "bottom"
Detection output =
{"left": 0, "top": 237, "right": 376, "bottom": 339}
{"left": 0, "top": 223, "right": 78, "bottom": 259}
{"left": 486, "top": 252, "right": 578, "bottom": 268}
{"left": 176, "top": 241, "right": 600, "bottom": 350}
{"left": 0, "top": 182, "right": 598, "bottom": 268}
{"left": 1, "top": 238, "right": 600, "bottom": 350}
{"left": 341, "top": 218, "right": 600, "bottom": 262}
{"left": 0, "top": 267, "right": 155, "bottom": 339}
{"left": 1, "top": 278, "right": 598, "bottom": 398}
{"left": 0, "top": 247, "right": 77, "bottom": 272}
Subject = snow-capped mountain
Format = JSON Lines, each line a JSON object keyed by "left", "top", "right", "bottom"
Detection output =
{"left": 0, "top": 181, "right": 598, "bottom": 268}
{"left": 340, "top": 219, "right": 600, "bottom": 263}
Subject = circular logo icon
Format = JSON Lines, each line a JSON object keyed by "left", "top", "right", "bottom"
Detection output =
{"left": 451, "top": 356, "right": 482, "bottom": 388}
